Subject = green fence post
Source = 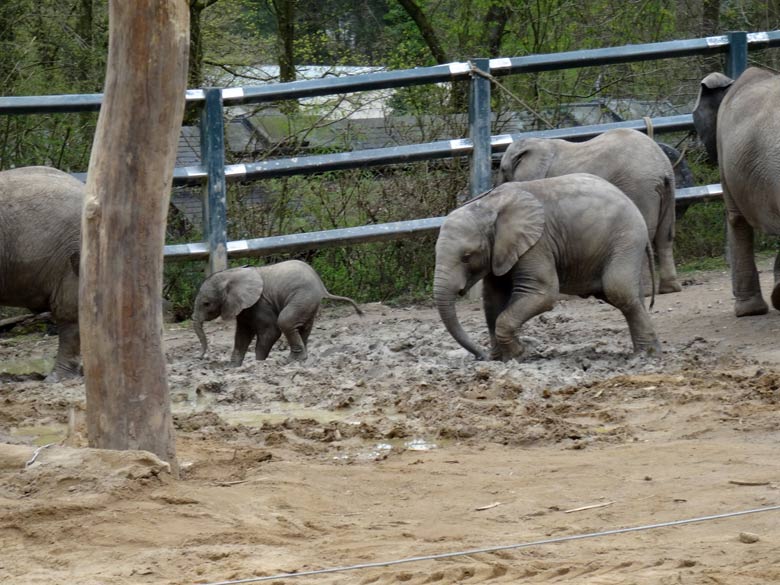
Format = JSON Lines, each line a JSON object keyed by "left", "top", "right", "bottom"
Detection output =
{"left": 469, "top": 58, "right": 492, "bottom": 197}
{"left": 200, "top": 87, "right": 228, "bottom": 275}
{"left": 726, "top": 31, "right": 748, "bottom": 79}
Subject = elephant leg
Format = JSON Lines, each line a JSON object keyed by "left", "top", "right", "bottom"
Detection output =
{"left": 771, "top": 252, "right": 780, "bottom": 312}
{"left": 655, "top": 188, "right": 682, "bottom": 294}
{"left": 655, "top": 237, "right": 681, "bottom": 294}
{"left": 277, "top": 306, "right": 312, "bottom": 362}
{"left": 482, "top": 276, "right": 511, "bottom": 360}
{"left": 300, "top": 318, "right": 315, "bottom": 346}
{"left": 727, "top": 210, "right": 768, "bottom": 317}
{"left": 602, "top": 267, "right": 661, "bottom": 355}
{"left": 255, "top": 325, "right": 282, "bottom": 361}
{"left": 494, "top": 293, "right": 555, "bottom": 362}
{"left": 46, "top": 321, "right": 81, "bottom": 383}
{"left": 230, "top": 320, "right": 255, "bottom": 366}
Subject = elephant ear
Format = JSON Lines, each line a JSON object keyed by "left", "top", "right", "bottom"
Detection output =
{"left": 491, "top": 187, "right": 545, "bottom": 276}
{"left": 693, "top": 72, "right": 734, "bottom": 164}
{"left": 700, "top": 71, "right": 733, "bottom": 92}
{"left": 221, "top": 268, "right": 264, "bottom": 320}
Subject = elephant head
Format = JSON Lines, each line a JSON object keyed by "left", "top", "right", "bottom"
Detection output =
{"left": 692, "top": 72, "right": 734, "bottom": 164}
{"left": 433, "top": 185, "right": 545, "bottom": 359}
{"left": 192, "top": 266, "right": 264, "bottom": 358}
{"left": 498, "top": 138, "right": 556, "bottom": 184}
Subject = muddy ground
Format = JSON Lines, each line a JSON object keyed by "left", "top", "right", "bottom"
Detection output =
{"left": 1, "top": 259, "right": 780, "bottom": 585}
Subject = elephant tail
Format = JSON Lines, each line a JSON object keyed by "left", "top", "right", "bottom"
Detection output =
{"left": 645, "top": 242, "right": 656, "bottom": 310}
{"left": 324, "top": 293, "right": 364, "bottom": 316}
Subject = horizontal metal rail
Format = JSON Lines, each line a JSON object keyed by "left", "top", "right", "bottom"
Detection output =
{"left": 162, "top": 184, "right": 724, "bottom": 260}
{"left": 171, "top": 114, "right": 695, "bottom": 184}
{"left": 2, "top": 32, "right": 778, "bottom": 114}
{"left": 489, "top": 31, "right": 780, "bottom": 75}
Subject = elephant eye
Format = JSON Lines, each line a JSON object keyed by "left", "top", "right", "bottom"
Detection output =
{"left": 203, "top": 301, "right": 211, "bottom": 307}
{"left": 461, "top": 253, "right": 472, "bottom": 263}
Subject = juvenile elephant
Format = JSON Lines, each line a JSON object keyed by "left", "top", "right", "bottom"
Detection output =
{"left": 0, "top": 166, "right": 84, "bottom": 382}
{"left": 499, "top": 128, "right": 681, "bottom": 294}
{"left": 434, "top": 174, "right": 661, "bottom": 362}
{"left": 192, "top": 260, "right": 363, "bottom": 364}
{"left": 692, "top": 67, "right": 780, "bottom": 317}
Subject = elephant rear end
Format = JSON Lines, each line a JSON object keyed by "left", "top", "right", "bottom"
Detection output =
{"left": 0, "top": 166, "right": 85, "bottom": 381}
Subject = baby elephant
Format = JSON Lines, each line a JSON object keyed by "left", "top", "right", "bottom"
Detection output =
{"left": 192, "top": 260, "right": 363, "bottom": 364}
{"left": 434, "top": 174, "right": 661, "bottom": 361}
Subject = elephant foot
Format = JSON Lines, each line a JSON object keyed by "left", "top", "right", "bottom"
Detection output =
{"left": 287, "top": 349, "right": 308, "bottom": 362}
{"left": 495, "top": 339, "right": 525, "bottom": 362}
{"left": 734, "top": 295, "right": 768, "bottom": 317}
{"left": 658, "top": 279, "right": 682, "bottom": 294}
{"left": 634, "top": 338, "right": 662, "bottom": 358}
{"left": 771, "top": 283, "right": 780, "bottom": 312}
{"left": 44, "top": 367, "right": 81, "bottom": 384}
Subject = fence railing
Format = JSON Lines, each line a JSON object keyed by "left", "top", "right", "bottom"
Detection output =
{"left": 1, "top": 30, "right": 779, "bottom": 272}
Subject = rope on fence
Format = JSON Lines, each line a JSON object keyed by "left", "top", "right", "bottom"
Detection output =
{"left": 197, "top": 504, "right": 780, "bottom": 585}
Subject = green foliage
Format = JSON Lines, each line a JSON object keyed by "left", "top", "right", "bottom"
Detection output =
{"left": 6, "top": 0, "right": 780, "bottom": 319}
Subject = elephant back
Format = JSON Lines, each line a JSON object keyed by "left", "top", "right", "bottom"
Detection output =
{"left": 0, "top": 166, "right": 84, "bottom": 313}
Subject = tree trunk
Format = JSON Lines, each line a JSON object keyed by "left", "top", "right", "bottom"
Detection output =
{"left": 701, "top": 0, "right": 720, "bottom": 36}
{"left": 395, "top": 0, "right": 450, "bottom": 64}
{"left": 80, "top": 0, "right": 189, "bottom": 472}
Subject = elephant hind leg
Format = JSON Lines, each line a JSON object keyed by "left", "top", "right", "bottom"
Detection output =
{"left": 602, "top": 266, "right": 661, "bottom": 355}
{"left": 654, "top": 206, "right": 682, "bottom": 294}
{"left": 277, "top": 307, "right": 315, "bottom": 361}
{"left": 727, "top": 212, "right": 768, "bottom": 317}
{"left": 771, "top": 252, "right": 780, "bottom": 312}
{"left": 46, "top": 321, "right": 81, "bottom": 383}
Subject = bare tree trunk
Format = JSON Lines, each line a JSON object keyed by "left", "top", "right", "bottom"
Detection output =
{"left": 701, "top": 0, "right": 720, "bottom": 36}
{"left": 395, "top": 0, "right": 450, "bottom": 64}
{"left": 271, "top": 0, "right": 297, "bottom": 83}
{"left": 80, "top": 0, "right": 189, "bottom": 472}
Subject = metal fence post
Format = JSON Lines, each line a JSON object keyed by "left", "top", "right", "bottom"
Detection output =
{"left": 722, "top": 32, "right": 748, "bottom": 266}
{"left": 469, "top": 58, "right": 492, "bottom": 197}
{"left": 726, "top": 31, "right": 748, "bottom": 79}
{"left": 200, "top": 88, "right": 228, "bottom": 275}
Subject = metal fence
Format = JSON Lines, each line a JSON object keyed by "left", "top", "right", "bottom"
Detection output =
{"left": 1, "top": 30, "right": 779, "bottom": 273}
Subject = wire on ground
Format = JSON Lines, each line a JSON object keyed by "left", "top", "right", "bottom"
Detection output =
{"left": 197, "top": 504, "right": 780, "bottom": 585}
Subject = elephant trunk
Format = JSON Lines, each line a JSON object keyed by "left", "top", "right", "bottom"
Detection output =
{"left": 433, "top": 272, "right": 487, "bottom": 360}
{"left": 193, "top": 317, "right": 208, "bottom": 359}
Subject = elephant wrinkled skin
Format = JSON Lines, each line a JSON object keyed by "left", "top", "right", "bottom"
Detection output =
{"left": 434, "top": 174, "right": 661, "bottom": 362}
{"left": 192, "top": 260, "right": 363, "bottom": 364}
{"left": 0, "top": 166, "right": 84, "bottom": 382}
{"left": 693, "top": 67, "right": 780, "bottom": 317}
{"left": 499, "top": 128, "right": 681, "bottom": 294}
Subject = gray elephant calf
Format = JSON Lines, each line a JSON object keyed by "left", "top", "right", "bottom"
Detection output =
{"left": 193, "top": 260, "right": 363, "bottom": 364}
{"left": 693, "top": 67, "right": 780, "bottom": 317}
{"left": 0, "top": 166, "right": 83, "bottom": 381}
{"left": 434, "top": 174, "right": 661, "bottom": 361}
{"left": 499, "top": 128, "right": 681, "bottom": 294}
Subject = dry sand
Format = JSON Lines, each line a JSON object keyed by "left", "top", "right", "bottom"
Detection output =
{"left": 1, "top": 260, "right": 779, "bottom": 584}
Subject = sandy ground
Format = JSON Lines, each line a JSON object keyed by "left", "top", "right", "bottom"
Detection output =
{"left": 1, "top": 259, "right": 780, "bottom": 585}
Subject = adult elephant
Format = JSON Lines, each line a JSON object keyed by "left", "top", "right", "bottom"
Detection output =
{"left": 0, "top": 166, "right": 83, "bottom": 381}
{"left": 434, "top": 174, "right": 660, "bottom": 362}
{"left": 692, "top": 67, "right": 780, "bottom": 317}
{"left": 498, "top": 128, "right": 681, "bottom": 294}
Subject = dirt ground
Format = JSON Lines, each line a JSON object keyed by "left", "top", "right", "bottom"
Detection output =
{"left": 1, "top": 259, "right": 780, "bottom": 585}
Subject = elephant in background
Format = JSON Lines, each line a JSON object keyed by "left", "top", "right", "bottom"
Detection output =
{"left": 692, "top": 67, "right": 780, "bottom": 317}
{"left": 434, "top": 174, "right": 660, "bottom": 362}
{"left": 0, "top": 166, "right": 84, "bottom": 382}
{"left": 193, "top": 260, "right": 363, "bottom": 364}
{"left": 498, "top": 128, "right": 681, "bottom": 294}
